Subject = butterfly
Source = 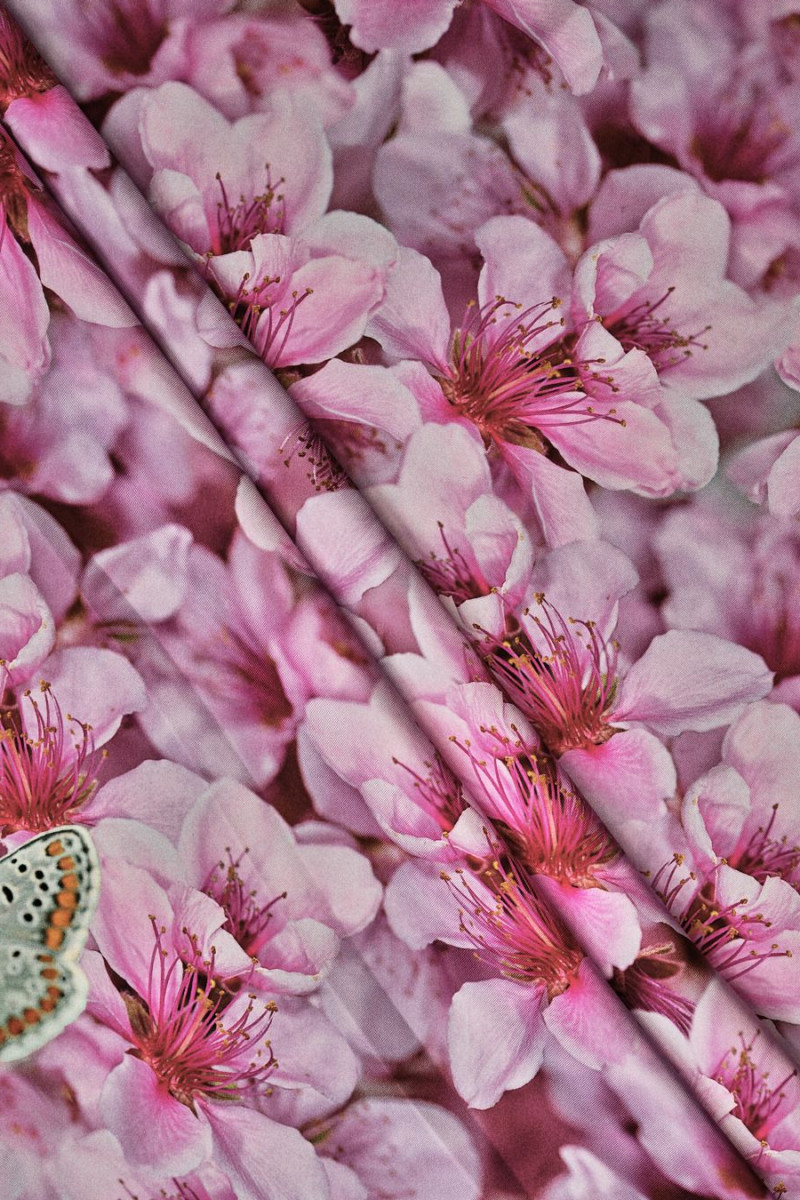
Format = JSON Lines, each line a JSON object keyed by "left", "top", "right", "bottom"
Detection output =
{"left": 0, "top": 826, "right": 100, "bottom": 1063}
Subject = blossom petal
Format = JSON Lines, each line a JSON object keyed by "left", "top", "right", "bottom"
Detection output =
{"left": 616, "top": 631, "right": 773, "bottom": 736}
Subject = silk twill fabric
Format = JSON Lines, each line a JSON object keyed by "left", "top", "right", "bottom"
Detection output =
{"left": 1, "top": 2, "right": 800, "bottom": 1197}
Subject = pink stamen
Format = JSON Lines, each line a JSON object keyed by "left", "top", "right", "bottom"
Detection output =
{"left": 653, "top": 860, "right": 793, "bottom": 983}
{"left": 130, "top": 919, "right": 276, "bottom": 1108}
{"left": 476, "top": 598, "right": 620, "bottom": 755}
{"left": 0, "top": 682, "right": 101, "bottom": 833}
{"left": 449, "top": 727, "right": 617, "bottom": 882}
{"left": 604, "top": 287, "right": 710, "bottom": 372}
{"left": 213, "top": 166, "right": 286, "bottom": 255}
{"left": 441, "top": 853, "right": 583, "bottom": 999}
{"left": 612, "top": 936, "right": 695, "bottom": 1035}
{"left": 418, "top": 522, "right": 492, "bottom": 604}
{"left": 713, "top": 1032, "right": 797, "bottom": 1143}
{"left": 441, "top": 296, "right": 624, "bottom": 446}
{"left": 280, "top": 422, "right": 348, "bottom": 493}
{"left": 202, "top": 848, "right": 286, "bottom": 957}
{"left": 0, "top": 13, "right": 56, "bottom": 107}
{"left": 392, "top": 752, "right": 468, "bottom": 834}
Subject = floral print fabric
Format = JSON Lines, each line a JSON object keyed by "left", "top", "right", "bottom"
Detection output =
{"left": 2, "top": 1, "right": 800, "bottom": 1197}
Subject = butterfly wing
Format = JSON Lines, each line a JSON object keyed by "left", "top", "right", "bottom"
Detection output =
{"left": 0, "top": 944, "right": 89, "bottom": 1063}
{"left": 0, "top": 826, "right": 100, "bottom": 1062}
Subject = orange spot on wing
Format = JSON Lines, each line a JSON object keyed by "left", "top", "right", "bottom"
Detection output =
{"left": 46, "top": 840, "right": 65, "bottom": 857}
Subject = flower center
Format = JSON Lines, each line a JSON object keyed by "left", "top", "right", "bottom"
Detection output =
{"left": 713, "top": 1033, "right": 796, "bottom": 1144}
{"left": 126, "top": 920, "right": 276, "bottom": 1109}
{"left": 442, "top": 857, "right": 583, "bottom": 999}
{"left": 691, "top": 86, "right": 794, "bottom": 185}
{"left": 742, "top": 567, "right": 800, "bottom": 682}
{"left": 0, "top": 133, "right": 33, "bottom": 242}
{"left": 392, "top": 752, "right": 468, "bottom": 834}
{"left": 730, "top": 806, "right": 800, "bottom": 889}
{"left": 440, "top": 296, "right": 623, "bottom": 448}
{"left": 654, "top": 858, "right": 793, "bottom": 983}
{"left": 0, "top": 14, "right": 56, "bottom": 109}
{"left": 0, "top": 683, "right": 101, "bottom": 834}
{"left": 202, "top": 849, "right": 286, "bottom": 957}
{"left": 206, "top": 620, "right": 293, "bottom": 731}
{"left": 477, "top": 598, "right": 620, "bottom": 755}
{"left": 280, "top": 422, "right": 349, "bottom": 493}
{"left": 604, "top": 287, "right": 710, "bottom": 373}
{"left": 451, "top": 728, "right": 617, "bottom": 883}
{"left": 89, "top": 2, "right": 168, "bottom": 78}
{"left": 417, "top": 523, "right": 492, "bottom": 605}
{"left": 212, "top": 166, "right": 286, "bottom": 256}
{"left": 222, "top": 267, "right": 313, "bottom": 366}
{"left": 611, "top": 930, "right": 695, "bottom": 1035}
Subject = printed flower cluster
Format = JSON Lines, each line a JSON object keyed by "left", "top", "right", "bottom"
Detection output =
{"left": 3, "top": 1, "right": 800, "bottom": 1197}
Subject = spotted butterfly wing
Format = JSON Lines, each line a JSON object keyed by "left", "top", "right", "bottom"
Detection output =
{"left": 0, "top": 826, "right": 100, "bottom": 1063}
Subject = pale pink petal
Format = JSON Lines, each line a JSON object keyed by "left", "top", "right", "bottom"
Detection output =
{"left": 365, "top": 246, "right": 452, "bottom": 369}
{"left": 29, "top": 645, "right": 146, "bottom": 747}
{"left": 501, "top": 444, "right": 599, "bottom": 546}
{"left": 267, "top": 253, "right": 384, "bottom": 368}
{"left": 5, "top": 88, "right": 110, "bottom": 172}
{"left": 333, "top": 0, "right": 460, "bottom": 54}
{"left": 616, "top": 631, "right": 774, "bottom": 736}
{"left": 100, "top": 1055, "right": 212, "bottom": 1176}
{"left": 535, "top": 879, "right": 642, "bottom": 974}
{"left": 0, "top": 573, "right": 54, "bottom": 682}
{"left": 295, "top": 491, "right": 401, "bottom": 606}
{"left": 90, "top": 759, "right": 207, "bottom": 842}
{"left": 546, "top": 400, "right": 679, "bottom": 495}
{"left": 203, "top": 1104, "right": 330, "bottom": 1200}
{"left": 447, "top": 977, "right": 548, "bottom": 1108}
{"left": 560, "top": 728, "right": 676, "bottom": 823}
{"left": 543, "top": 960, "right": 631, "bottom": 1068}
{"left": 486, "top": 0, "right": 603, "bottom": 94}
{"left": 26, "top": 203, "right": 137, "bottom": 327}
{"left": 81, "top": 525, "right": 193, "bottom": 623}
{"left": 291, "top": 359, "right": 420, "bottom": 443}
{"left": 322, "top": 1097, "right": 482, "bottom": 1200}
{"left": 476, "top": 216, "right": 571, "bottom": 343}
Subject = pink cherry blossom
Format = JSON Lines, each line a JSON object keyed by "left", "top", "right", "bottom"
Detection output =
{"left": 655, "top": 498, "right": 800, "bottom": 709}
{"left": 332, "top": 0, "right": 616, "bottom": 95}
{"left": 85, "top": 860, "right": 332, "bottom": 1196}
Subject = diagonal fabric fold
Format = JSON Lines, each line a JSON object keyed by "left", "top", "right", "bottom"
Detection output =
{"left": 2, "top": 3, "right": 800, "bottom": 1197}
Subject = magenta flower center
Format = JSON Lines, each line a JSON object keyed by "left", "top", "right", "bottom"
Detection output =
{"left": 202, "top": 849, "right": 286, "bottom": 957}
{"left": 692, "top": 86, "right": 794, "bottom": 185}
{"left": 280, "top": 423, "right": 349, "bottom": 493}
{"left": 612, "top": 931, "right": 695, "bottom": 1035}
{"left": 0, "top": 684, "right": 100, "bottom": 834}
{"left": 0, "top": 14, "right": 56, "bottom": 107}
{"left": 443, "top": 859, "right": 583, "bottom": 999}
{"left": 730, "top": 805, "right": 800, "bottom": 890}
{"left": 604, "top": 287, "right": 710, "bottom": 373}
{"left": 452, "top": 730, "right": 617, "bottom": 882}
{"left": 418, "top": 523, "right": 492, "bottom": 605}
{"left": 392, "top": 752, "right": 467, "bottom": 834}
{"left": 204, "top": 620, "right": 293, "bottom": 731}
{"left": 441, "top": 296, "right": 623, "bottom": 447}
{"left": 212, "top": 166, "right": 286, "bottom": 256}
{"left": 713, "top": 1034, "right": 796, "bottom": 1143}
{"left": 85, "top": 1, "right": 168, "bottom": 78}
{"left": 478, "top": 599, "right": 620, "bottom": 755}
{"left": 128, "top": 920, "right": 276, "bottom": 1108}
{"left": 224, "top": 268, "right": 313, "bottom": 366}
{"left": 742, "top": 566, "right": 800, "bottom": 682}
{"left": 655, "top": 859, "right": 793, "bottom": 982}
